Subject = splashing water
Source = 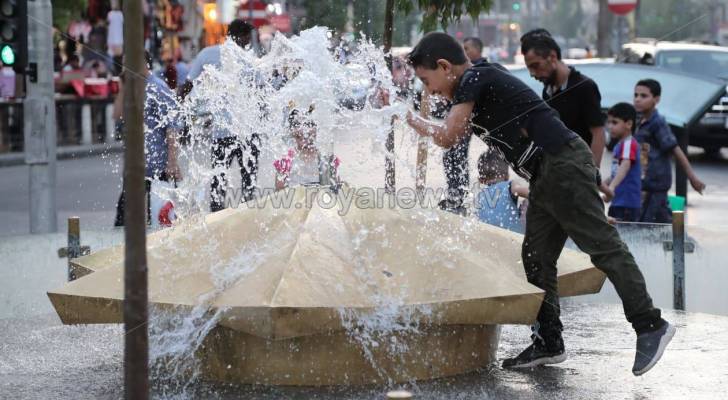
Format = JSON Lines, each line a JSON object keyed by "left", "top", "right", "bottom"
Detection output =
{"left": 141, "top": 26, "right": 457, "bottom": 389}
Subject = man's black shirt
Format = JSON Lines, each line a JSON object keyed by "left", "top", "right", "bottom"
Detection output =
{"left": 542, "top": 66, "right": 604, "bottom": 145}
{"left": 452, "top": 62, "right": 577, "bottom": 180}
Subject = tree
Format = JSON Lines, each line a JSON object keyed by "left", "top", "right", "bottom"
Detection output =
{"left": 395, "top": 0, "right": 494, "bottom": 33}
{"left": 301, "top": 0, "right": 349, "bottom": 33}
{"left": 52, "top": 0, "right": 88, "bottom": 31}
{"left": 636, "top": 0, "right": 711, "bottom": 41}
{"left": 597, "top": 0, "right": 613, "bottom": 57}
{"left": 543, "top": 0, "right": 583, "bottom": 41}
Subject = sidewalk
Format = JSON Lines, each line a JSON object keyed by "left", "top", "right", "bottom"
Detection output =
{"left": 0, "top": 142, "right": 123, "bottom": 167}
{"left": 1, "top": 302, "right": 726, "bottom": 398}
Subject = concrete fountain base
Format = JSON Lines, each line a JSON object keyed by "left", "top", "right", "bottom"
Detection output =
{"left": 198, "top": 324, "right": 500, "bottom": 385}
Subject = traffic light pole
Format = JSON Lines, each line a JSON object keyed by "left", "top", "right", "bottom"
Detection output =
{"left": 24, "top": 0, "right": 57, "bottom": 234}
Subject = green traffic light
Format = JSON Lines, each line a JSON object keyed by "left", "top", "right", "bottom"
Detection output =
{"left": 512, "top": 2, "right": 521, "bottom": 11}
{"left": 0, "top": 44, "right": 14, "bottom": 65}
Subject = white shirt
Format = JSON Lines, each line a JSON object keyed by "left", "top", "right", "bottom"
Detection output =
{"left": 107, "top": 11, "right": 124, "bottom": 46}
{"left": 186, "top": 45, "right": 222, "bottom": 82}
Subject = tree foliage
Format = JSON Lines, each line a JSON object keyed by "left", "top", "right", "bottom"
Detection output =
{"left": 636, "top": 0, "right": 711, "bottom": 41}
{"left": 395, "top": 0, "right": 493, "bottom": 32}
{"left": 52, "top": 0, "right": 88, "bottom": 31}
{"left": 542, "top": 0, "right": 584, "bottom": 40}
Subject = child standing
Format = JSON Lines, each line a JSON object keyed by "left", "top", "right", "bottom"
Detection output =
{"left": 273, "top": 107, "right": 340, "bottom": 190}
{"left": 476, "top": 148, "right": 529, "bottom": 233}
{"left": 633, "top": 79, "right": 705, "bottom": 223}
{"left": 604, "top": 103, "right": 641, "bottom": 222}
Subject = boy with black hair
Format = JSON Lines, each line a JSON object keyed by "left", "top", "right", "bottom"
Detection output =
{"left": 634, "top": 79, "right": 705, "bottom": 223}
{"left": 406, "top": 32, "right": 674, "bottom": 376}
{"left": 604, "top": 102, "right": 641, "bottom": 222}
{"left": 633, "top": 79, "right": 705, "bottom": 223}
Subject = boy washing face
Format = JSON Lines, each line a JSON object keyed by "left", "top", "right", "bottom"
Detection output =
{"left": 405, "top": 32, "right": 674, "bottom": 376}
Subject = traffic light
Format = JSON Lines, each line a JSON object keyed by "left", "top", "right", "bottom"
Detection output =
{"left": 0, "top": 0, "right": 28, "bottom": 73}
{"left": 512, "top": 2, "right": 521, "bottom": 12}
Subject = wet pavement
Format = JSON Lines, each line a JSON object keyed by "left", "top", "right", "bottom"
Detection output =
{"left": 2, "top": 302, "right": 726, "bottom": 399}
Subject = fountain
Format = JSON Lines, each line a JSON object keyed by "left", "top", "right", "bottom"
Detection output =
{"left": 46, "top": 27, "right": 605, "bottom": 386}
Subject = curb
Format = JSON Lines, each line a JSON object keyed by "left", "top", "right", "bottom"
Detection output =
{"left": 0, "top": 142, "right": 124, "bottom": 167}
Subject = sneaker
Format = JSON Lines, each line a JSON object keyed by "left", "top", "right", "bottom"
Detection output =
{"left": 502, "top": 340, "right": 567, "bottom": 369}
{"left": 632, "top": 320, "right": 676, "bottom": 376}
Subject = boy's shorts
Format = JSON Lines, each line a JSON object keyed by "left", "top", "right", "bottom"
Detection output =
{"left": 608, "top": 206, "right": 641, "bottom": 223}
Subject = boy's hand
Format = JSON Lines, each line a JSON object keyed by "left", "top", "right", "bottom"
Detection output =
{"left": 689, "top": 175, "right": 706, "bottom": 194}
{"left": 600, "top": 184, "right": 614, "bottom": 203}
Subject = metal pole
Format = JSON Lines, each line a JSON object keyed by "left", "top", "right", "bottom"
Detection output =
{"left": 67, "top": 217, "right": 80, "bottom": 281}
{"left": 383, "top": 0, "right": 395, "bottom": 194}
{"left": 123, "top": 0, "right": 149, "bottom": 398}
{"left": 672, "top": 210, "right": 685, "bottom": 311}
{"left": 25, "top": 0, "right": 57, "bottom": 234}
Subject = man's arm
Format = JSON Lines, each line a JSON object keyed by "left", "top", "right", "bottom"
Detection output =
{"left": 672, "top": 146, "right": 706, "bottom": 194}
{"left": 406, "top": 102, "right": 474, "bottom": 149}
{"left": 589, "top": 126, "right": 605, "bottom": 165}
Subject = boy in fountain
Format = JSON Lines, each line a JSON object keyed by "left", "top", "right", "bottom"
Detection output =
{"left": 273, "top": 106, "right": 340, "bottom": 190}
{"left": 476, "top": 148, "right": 529, "bottom": 233}
{"left": 405, "top": 32, "right": 674, "bottom": 375}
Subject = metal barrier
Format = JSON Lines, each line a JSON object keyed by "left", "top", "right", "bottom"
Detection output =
{"left": 0, "top": 95, "right": 117, "bottom": 154}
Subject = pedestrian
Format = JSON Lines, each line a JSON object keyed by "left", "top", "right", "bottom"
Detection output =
{"left": 463, "top": 37, "right": 486, "bottom": 65}
{"left": 405, "top": 32, "right": 674, "bottom": 375}
{"left": 475, "top": 148, "right": 529, "bottom": 233}
{"left": 114, "top": 52, "right": 181, "bottom": 226}
{"left": 633, "top": 79, "right": 705, "bottom": 223}
{"left": 273, "top": 107, "right": 340, "bottom": 190}
{"left": 107, "top": 0, "right": 124, "bottom": 58}
{"left": 603, "top": 103, "right": 642, "bottom": 222}
{"left": 520, "top": 30, "right": 606, "bottom": 167}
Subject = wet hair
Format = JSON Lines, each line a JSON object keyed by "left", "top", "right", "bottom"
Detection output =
{"left": 228, "top": 19, "right": 254, "bottom": 41}
{"left": 520, "top": 31, "right": 561, "bottom": 60}
{"left": 407, "top": 32, "right": 468, "bottom": 70}
{"left": 463, "top": 37, "right": 483, "bottom": 51}
{"left": 607, "top": 102, "right": 637, "bottom": 133}
{"left": 478, "top": 148, "right": 509, "bottom": 182}
{"left": 520, "top": 28, "right": 552, "bottom": 42}
{"left": 636, "top": 78, "right": 661, "bottom": 97}
{"left": 288, "top": 105, "right": 316, "bottom": 129}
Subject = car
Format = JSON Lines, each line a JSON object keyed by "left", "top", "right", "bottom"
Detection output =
{"left": 617, "top": 40, "right": 728, "bottom": 155}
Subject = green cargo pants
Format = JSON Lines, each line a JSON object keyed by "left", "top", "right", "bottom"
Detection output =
{"left": 524, "top": 137, "right": 661, "bottom": 346}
